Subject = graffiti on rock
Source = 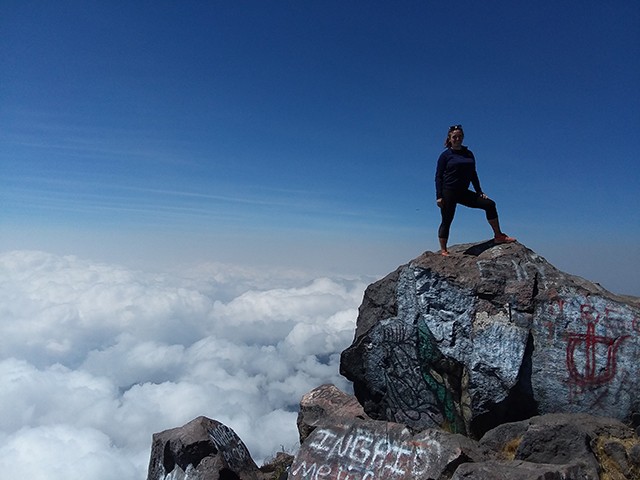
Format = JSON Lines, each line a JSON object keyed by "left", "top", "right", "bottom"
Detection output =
{"left": 375, "top": 322, "right": 441, "bottom": 428}
{"left": 544, "top": 297, "right": 637, "bottom": 398}
{"left": 291, "top": 427, "right": 440, "bottom": 480}
{"left": 416, "top": 319, "right": 465, "bottom": 434}
{"left": 207, "top": 424, "right": 252, "bottom": 470}
{"left": 565, "top": 304, "right": 630, "bottom": 389}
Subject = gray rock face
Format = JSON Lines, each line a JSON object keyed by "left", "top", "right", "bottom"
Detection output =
{"left": 289, "top": 419, "right": 488, "bottom": 480}
{"left": 146, "top": 416, "right": 261, "bottom": 480}
{"left": 449, "top": 461, "right": 593, "bottom": 480}
{"left": 340, "top": 242, "right": 640, "bottom": 437}
{"left": 473, "top": 413, "right": 640, "bottom": 480}
{"left": 292, "top": 385, "right": 640, "bottom": 479}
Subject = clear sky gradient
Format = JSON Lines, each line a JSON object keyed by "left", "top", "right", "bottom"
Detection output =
{"left": 2, "top": 1, "right": 639, "bottom": 294}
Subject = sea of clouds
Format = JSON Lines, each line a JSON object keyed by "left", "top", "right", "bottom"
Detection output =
{"left": 0, "top": 250, "right": 372, "bottom": 479}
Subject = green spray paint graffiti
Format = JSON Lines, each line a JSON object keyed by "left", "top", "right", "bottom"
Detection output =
{"left": 417, "top": 319, "right": 466, "bottom": 434}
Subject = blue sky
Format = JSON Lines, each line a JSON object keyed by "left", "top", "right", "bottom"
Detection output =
{"left": 1, "top": 1, "right": 639, "bottom": 294}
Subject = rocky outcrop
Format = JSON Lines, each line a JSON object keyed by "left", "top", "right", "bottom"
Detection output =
{"left": 290, "top": 418, "right": 488, "bottom": 480}
{"left": 470, "top": 412, "right": 640, "bottom": 479}
{"left": 292, "top": 385, "right": 640, "bottom": 480}
{"left": 148, "top": 387, "right": 640, "bottom": 480}
{"left": 292, "top": 385, "right": 489, "bottom": 479}
{"left": 147, "top": 242, "right": 640, "bottom": 479}
{"left": 340, "top": 242, "right": 640, "bottom": 438}
{"left": 297, "top": 384, "right": 371, "bottom": 445}
{"left": 147, "top": 416, "right": 263, "bottom": 480}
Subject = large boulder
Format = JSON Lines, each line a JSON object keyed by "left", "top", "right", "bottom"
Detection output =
{"left": 340, "top": 242, "right": 640, "bottom": 437}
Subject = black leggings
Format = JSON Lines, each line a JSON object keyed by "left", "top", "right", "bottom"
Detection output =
{"left": 438, "top": 189, "right": 498, "bottom": 239}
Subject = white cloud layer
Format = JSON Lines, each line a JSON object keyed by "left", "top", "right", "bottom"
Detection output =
{"left": 0, "top": 250, "right": 369, "bottom": 479}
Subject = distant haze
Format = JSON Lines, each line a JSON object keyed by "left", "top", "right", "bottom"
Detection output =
{"left": 1, "top": 2, "right": 639, "bottom": 477}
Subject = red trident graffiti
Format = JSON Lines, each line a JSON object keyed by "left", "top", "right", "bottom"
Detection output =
{"left": 565, "top": 304, "right": 629, "bottom": 388}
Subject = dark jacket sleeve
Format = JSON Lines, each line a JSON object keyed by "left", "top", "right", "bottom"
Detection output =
{"left": 471, "top": 170, "right": 482, "bottom": 194}
{"left": 469, "top": 150, "right": 482, "bottom": 194}
{"left": 435, "top": 151, "right": 447, "bottom": 199}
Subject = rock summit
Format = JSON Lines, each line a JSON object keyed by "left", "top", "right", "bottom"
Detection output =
{"left": 340, "top": 241, "right": 640, "bottom": 437}
{"left": 148, "top": 241, "right": 640, "bottom": 479}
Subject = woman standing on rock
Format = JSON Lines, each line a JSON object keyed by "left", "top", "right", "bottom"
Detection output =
{"left": 435, "top": 124, "right": 515, "bottom": 256}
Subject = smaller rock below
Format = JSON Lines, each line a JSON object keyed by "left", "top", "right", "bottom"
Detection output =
{"left": 259, "top": 451, "right": 294, "bottom": 480}
{"left": 147, "top": 416, "right": 262, "bottom": 480}
{"left": 602, "top": 441, "right": 630, "bottom": 475}
{"left": 296, "top": 384, "right": 369, "bottom": 444}
{"left": 290, "top": 418, "right": 488, "bottom": 480}
{"left": 450, "top": 460, "right": 594, "bottom": 480}
{"left": 630, "top": 444, "right": 640, "bottom": 468}
{"left": 479, "top": 413, "right": 640, "bottom": 480}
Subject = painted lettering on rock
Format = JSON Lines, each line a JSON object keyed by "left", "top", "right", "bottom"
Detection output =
{"left": 207, "top": 424, "right": 252, "bottom": 470}
{"left": 291, "top": 427, "right": 441, "bottom": 479}
{"left": 543, "top": 296, "right": 638, "bottom": 399}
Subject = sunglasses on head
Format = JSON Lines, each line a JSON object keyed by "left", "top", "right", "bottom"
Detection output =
{"left": 449, "top": 124, "right": 463, "bottom": 131}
